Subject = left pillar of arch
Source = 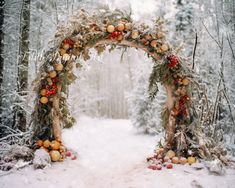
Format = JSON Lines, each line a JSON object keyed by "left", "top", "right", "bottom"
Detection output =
{"left": 52, "top": 83, "right": 62, "bottom": 141}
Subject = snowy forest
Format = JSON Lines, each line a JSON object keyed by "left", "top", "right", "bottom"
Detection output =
{"left": 0, "top": 0, "right": 235, "bottom": 188}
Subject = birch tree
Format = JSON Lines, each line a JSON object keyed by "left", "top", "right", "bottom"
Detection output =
{"left": 14, "top": 0, "right": 31, "bottom": 131}
{"left": 1, "top": 0, "right": 23, "bottom": 133}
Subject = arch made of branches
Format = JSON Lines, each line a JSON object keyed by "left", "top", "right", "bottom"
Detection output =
{"left": 32, "top": 9, "right": 222, "bottom": 162}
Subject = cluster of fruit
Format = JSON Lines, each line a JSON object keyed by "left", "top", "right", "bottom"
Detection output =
{"left": 39, "top": 38, "right": 74, "bottom": 105}
{"left": 106, "top": 22, "right": 132, "bottom": 41}
{"left": 106, "top": 21, "right": 169, "bottom": 55}
{"left": 147, "top": 149, "right": 196, "bottom": 171}
{"left": 36, "top": 140, "right": 77, "bottom": 162}
{"left": 39, "top": 63, "right": 64, "bottom": 104}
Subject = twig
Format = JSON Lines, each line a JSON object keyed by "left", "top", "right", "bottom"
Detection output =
{"left": 212, "top": 79, "right": 222, "bottom": 124}
{"left": 192, "top": 32, "right": 198, "bottom": 70}
{"left": 226, "top": 34, "right": 235, "bottom": 61}
{"left": 201, "top": 21, "right": 221, "bottom": 48}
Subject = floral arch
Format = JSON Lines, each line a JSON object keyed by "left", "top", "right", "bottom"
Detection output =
{"left": 32, "top": 9, "right": 214, "bottom": 162}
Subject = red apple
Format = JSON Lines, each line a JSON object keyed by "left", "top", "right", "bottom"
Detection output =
{"left": 156, "top": 164, "right": 162, "bottom": 170}
{"left": 66, "top": 151, "right": 72, "bottom": 157}
{"left": 166, "top": 163, "right": 173, "bottom": 169}
{"left": 148, "top": 165, "right": 157, "bottom": 170}
{"left": 71, "top": 155, "right": 77, "bottom": 160}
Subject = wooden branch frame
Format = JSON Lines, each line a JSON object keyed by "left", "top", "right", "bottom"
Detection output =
{"left": 52, "top": 39, "right": 176, "bottom": 143}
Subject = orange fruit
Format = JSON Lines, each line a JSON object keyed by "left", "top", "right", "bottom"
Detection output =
{"left": 40, "top": 89, "right": 47, "bottom": 96}
{"left": 36, "top": 140, "right": 43, "bottom": 147}
{"left": 107, "top": 25, "right": 115, "bottom": 33}
{"left": 50, "top": 140, "right": 61, "bottom": 150}
{"left": 54, "top": 63, "right": 63, "bottom": 71}
{"left": 50, "top": 150, "right": 61, "bottom": 162}
{"left": 40, "top": 97, "right": 48, "bottom": 104}
{"left": 49, "top": 71, "right": 57, "bottom": 78}
{"left": 43, "top": 140, "right": 50, "bottom": 148}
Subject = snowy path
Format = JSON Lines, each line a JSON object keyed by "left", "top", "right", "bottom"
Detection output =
{"left": 1, "top": 116, "right": 235, "bottom": 188}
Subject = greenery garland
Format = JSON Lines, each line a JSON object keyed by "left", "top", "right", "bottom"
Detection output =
{"left": 31, "top": 8, "right": 223, "bottom": 164}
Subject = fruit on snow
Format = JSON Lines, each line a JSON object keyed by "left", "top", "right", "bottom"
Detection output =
{"left": 36, "top": 140, "right": 43, "bottom": 147}
{"left": 172, "top": 157, "right": 179, "bottom": 164}
{"left": 156, "top": 164, "right": 162, "bottom": 170}
{"left": 43, "top": 140, "right": 50, "bottom": 148}
{"left": 71, "top": 155, "right": 77, "bottom": 160}
{"left": 166, "top": 163, "right": 173, "bottom": 169}
{"left": 188, "top": 157, "right": 196, "bottom": 165}
{"left": 66, "top": 151, "right": 72, "bottom": 157}
{"left": 50, "top": 140, "right": 61, "bottom": 150}
{"left": 50, "top": 150, "right": 61, "bottom": 162}
{"left": 179, "top": 157, "right": 187, "bottom": 165}
{"left": 166, "top": 150, "right": 176, "bottom": 159}
{"left": 164, "top": 156, "right": 170, "bottom": 162}
{"left": 148, "top": 165, "right": 157, "bottom": 170}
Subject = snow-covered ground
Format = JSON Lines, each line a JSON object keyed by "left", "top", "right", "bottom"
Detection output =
{"left": 1, "top": 116, "right": 235, "bottom": 188}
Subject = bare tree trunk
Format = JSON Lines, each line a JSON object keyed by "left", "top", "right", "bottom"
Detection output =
{"left": 15, "top": 0, "right": 30, "bottom": 131}
{"left": 0, "top": 0, "right": 4, "bottom": 139}
{"left": 0, "top": 0, "right": 4, "bottom": 126}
